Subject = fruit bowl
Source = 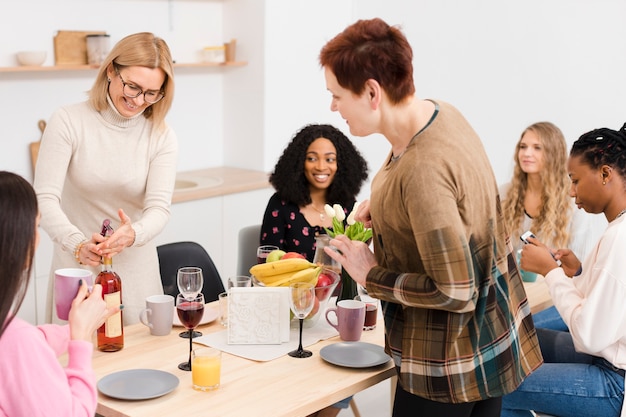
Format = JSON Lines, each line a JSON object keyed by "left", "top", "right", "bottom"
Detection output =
{"left": 251, "top": 268, "right": 340, "bottom": 328}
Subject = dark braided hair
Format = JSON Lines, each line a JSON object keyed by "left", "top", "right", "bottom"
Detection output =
{"left": 269, "top": 124, "right": 369, "bottom": 208}
{"left": 570, "top": 123, "right": 626, "bottom": 178}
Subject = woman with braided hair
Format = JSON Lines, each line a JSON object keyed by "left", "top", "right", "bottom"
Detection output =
{"left": 501, "top": 123, "right": 626, "bottom": 417}
{"left": 500, "top": 121, "right": 607, "bottom": 330}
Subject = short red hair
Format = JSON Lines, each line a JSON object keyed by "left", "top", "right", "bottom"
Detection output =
{"left": 319, "top": 18, "right": 415, "bottom": 104}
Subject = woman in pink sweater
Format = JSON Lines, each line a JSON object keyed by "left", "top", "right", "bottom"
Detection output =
{"left": 0, "top": 171, "right": 119, "bottom": 417}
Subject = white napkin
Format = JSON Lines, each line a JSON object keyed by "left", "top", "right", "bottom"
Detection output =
{"left": 195, "top": 318, "right": 338, "bottom": 361}
{"left": 227, "top": 287, "right": 290, "bottom": 344}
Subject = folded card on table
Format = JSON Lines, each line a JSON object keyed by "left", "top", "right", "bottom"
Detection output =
{"left": 227, "top": 287, "right": 290, "bottom": 344}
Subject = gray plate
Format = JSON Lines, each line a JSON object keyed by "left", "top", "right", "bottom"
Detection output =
{"left": 98, "top": 369, "right": 179, "bottom": 400}
{"left": 320, "top": 342, "right": 391, "bottom": 368}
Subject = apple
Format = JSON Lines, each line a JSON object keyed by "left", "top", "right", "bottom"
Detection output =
{"left": 315, "top": 272, "right": 334, "bottom": 299}
{"left": 316, "top": 273, "right": 333, "bottom": 288}
{"left": 305, "top": 296, "right": 320, "bottom": 319}
{"left": 281, "top": 252, "right": 306, "bottom": 260}
{"left": 266, "top": 249, "right": 286, "bottom": 263}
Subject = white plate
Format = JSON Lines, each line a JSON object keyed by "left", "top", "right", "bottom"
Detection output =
{"left": 97, "top": 369, "right": 179, "bottom": 400}
{"left": 320, "top": 342, "right": 391, "bottom": 368}
{"left": 172, "top": 304, "right": 219, "bottom": 327}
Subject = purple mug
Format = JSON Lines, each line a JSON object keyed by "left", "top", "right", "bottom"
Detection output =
{"left": 54, "top": 268, "right": 93, "bottom": 320}
{"left": 325, "top": 299, "right": 366, "bottom": 341}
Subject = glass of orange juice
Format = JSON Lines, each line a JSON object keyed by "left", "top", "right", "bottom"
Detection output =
{"left": 192, "top": 347, "right": 221, "bottom": 391}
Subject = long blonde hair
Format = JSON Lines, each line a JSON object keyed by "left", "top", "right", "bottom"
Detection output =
{"left": 88, "top": 32, "right": 175, "bottom": 132}
{"left": 502, "top": 122, "right": 571, "bottom": 248}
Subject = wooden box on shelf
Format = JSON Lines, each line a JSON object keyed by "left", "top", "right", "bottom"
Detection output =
{"left": 53, "top": 30, "right": 107, "bottom": 65}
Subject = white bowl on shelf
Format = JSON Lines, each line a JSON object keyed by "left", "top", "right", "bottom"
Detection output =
{"left": 16, "top": 51, "right": 46, "bottom": 66}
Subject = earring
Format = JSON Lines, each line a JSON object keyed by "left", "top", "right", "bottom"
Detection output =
{"left": 107, "top": 77, "right": 111, "bottom": 82}
{"left": 603, "top": 181, "right": 606, "bottom": 185}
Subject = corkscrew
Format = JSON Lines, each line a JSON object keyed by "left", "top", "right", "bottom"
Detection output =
{"left": 100, "top": 219, "right": 114, "bottom": 238}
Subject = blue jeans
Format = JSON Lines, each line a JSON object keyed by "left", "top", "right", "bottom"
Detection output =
{"left": 501, "top": 328, "right": 624, "bottom": 417}
{"left": 532, "top": 306, "right": 568, "bottom": 332}
{"left": 332, "top": 396, "right": 351, "bottom": 409}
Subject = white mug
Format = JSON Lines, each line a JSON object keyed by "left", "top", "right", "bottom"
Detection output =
{"left": 139, "top": 294, "right": 175, "bottom": 336}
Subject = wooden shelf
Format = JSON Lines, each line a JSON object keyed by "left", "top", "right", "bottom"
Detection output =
{"left": 0, "top": 61, "right": 247, "bottom": 73}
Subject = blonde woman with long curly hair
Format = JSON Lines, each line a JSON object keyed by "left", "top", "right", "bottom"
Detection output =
{"left": 502, "top": 122, "right": 573, "bottom": 251}
{"left": 500, "top": 121, "right": 606, "bottom": 330}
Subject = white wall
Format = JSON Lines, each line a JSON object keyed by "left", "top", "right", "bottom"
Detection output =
{"left": 349, "top": 0, "right": 626, "bottom": 186}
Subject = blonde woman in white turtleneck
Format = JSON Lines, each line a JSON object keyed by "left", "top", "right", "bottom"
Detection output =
{"left": 34, "top": 32, "right": 178, "bottom": 325}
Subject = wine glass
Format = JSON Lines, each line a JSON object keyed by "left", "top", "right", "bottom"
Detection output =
{"left": 257, "top": 245, "right": 278, "bottom": 264}
{"left": 178, "top": 266, "right": 204, "bottom": 299}
{"left": 176, "top": 293, "right": 205, "bottom": 371}
{"left": 288, "top": 282, "right": 315, "bottom": 358}
{"left": 177, "top": 267, "right": 204, "bottom": 338}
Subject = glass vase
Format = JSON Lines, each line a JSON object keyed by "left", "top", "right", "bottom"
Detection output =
{"left": 312, "top": 235, "right": 341, "bottom": 273}
{"left": 337, "top": 267, "right": 358, "bottom": 304}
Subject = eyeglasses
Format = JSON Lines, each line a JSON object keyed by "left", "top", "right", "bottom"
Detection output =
{"left": 114, "top": 67, "right": 165, "bottom": 104}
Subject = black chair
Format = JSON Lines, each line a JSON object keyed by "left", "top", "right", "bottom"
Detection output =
{"left": 156, "top": 241, "right": 225, "bottom": 303}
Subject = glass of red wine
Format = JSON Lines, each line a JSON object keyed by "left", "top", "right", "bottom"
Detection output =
{"left": 176, "top": 293, "right": 205, "bottom": 371}
{"left": 256, "top": 245, "right": 278, "bottom": 264}
{"left": 177, "top": 267, "right": 204, "bottom": 339}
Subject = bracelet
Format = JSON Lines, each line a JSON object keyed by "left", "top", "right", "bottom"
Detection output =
{"left": 74, "top": 240, "right": 88, "bottom": 265}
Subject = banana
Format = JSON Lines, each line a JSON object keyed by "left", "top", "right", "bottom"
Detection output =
{"left": 255, "top": 269, "right": 305, "bottom": 285}
{"left": 274, "top": 266, "right": 321, "bottom": 287}
{"left": 249, "top": 258, "right": 315, "bottom": 278}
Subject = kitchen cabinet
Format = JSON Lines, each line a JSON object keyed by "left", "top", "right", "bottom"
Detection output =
{"left": 16, "top": 228, "right": 53, "bottom": 325}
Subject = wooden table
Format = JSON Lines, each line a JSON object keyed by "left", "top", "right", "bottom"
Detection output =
{"left": 93, "top": 306, "right": 395, "bottom": 417}
{"left": 94, "top": 282, "right": 551, "bottom": 417}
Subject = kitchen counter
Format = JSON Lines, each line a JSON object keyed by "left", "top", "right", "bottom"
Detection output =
{"left": 172, "top": 166, "right": 271, "bottom": 203}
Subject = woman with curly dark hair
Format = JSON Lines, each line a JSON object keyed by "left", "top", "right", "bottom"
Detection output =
{"left": 261, "top": 123, "right": 368, "bottom": 263}
{"left": 261, "top": 124, "right": 367, "bottom": 417}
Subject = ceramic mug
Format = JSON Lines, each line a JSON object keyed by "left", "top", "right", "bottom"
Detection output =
{"left": 516, "top": 249, "right": 538, "bottom": 282}
{"left": 54, "top": 268, "right": 94, "bottom": 321}
{"left": 139, "top": 294, "right": 175, "bottom": 336}
{"left": 325, "top": 299, "right": 366, "bottom": 341}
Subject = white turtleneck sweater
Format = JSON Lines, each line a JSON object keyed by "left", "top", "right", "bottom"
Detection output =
{"left": 34, "top": 100, "right": 178, "bottom": 325}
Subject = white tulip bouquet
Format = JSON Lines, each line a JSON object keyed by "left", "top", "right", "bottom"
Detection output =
{"left": 321, "top": 202, "right": 372, "bottom": 303}
{"left": 323, "top": 202, "right": 373, "bottom": 243}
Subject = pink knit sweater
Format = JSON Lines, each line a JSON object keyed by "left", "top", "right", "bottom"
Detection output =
{"left": 0, "top": 318, "right": 97, "bottom": 416}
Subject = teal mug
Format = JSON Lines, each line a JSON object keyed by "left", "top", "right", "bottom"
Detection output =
{"left": 516, "top": 249, "right": 537, "bottom": 282}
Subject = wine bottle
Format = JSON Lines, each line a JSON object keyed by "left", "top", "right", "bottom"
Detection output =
{"left": 95, "top": 219, "right": 124, "bottom": 352}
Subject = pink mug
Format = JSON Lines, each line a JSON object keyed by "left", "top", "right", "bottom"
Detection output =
{"left": 54, "top": 268, "right": 94, "bottom": 320}
{"left": 325, "top": 300, "right": 366, "bottom": 341}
